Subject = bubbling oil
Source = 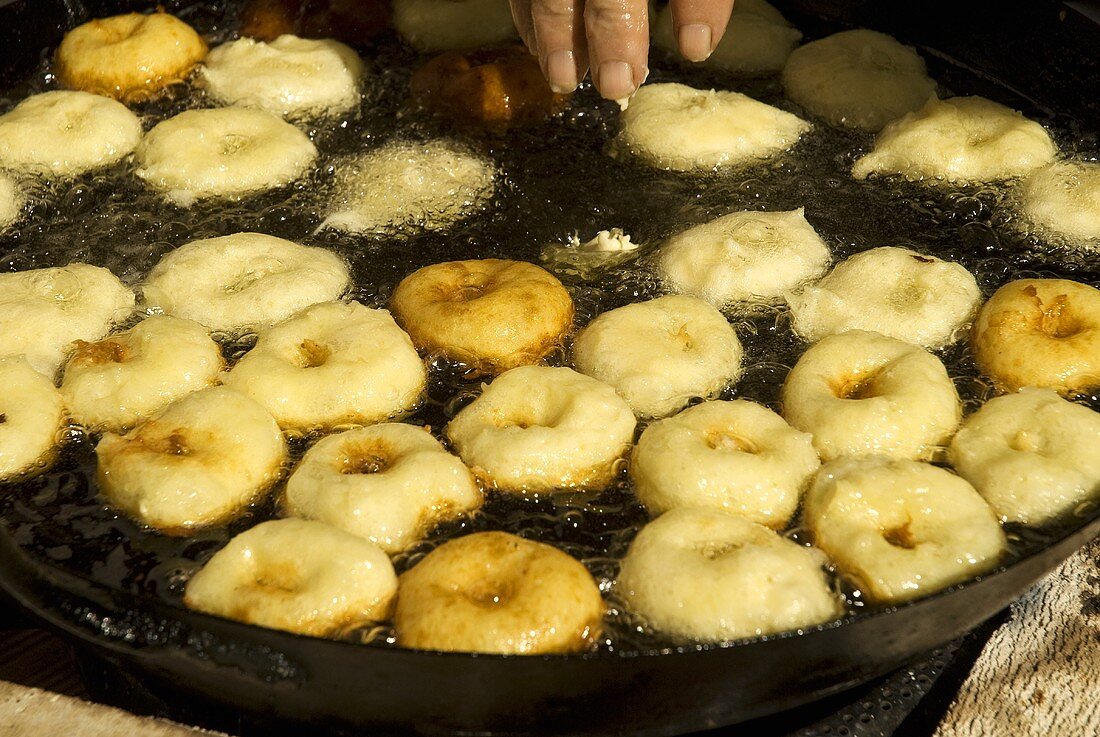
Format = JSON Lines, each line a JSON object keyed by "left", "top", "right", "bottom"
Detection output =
{"left": 0, "top": 1, "right": 1098, "bottom": 654}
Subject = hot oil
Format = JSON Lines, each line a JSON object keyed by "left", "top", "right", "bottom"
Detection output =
{"left": 1, "top": 1, "right": 1099, "bottom": 654}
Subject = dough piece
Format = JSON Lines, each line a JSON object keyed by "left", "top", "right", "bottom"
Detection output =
{"left": 142, "top": 232, "right": 350, "bottom": 333}
{"left": 200, "top": 35, "right": 364, "bottom": 118}
{"left": 659, "top": 208, "right": 830, "bottom": 309}
{"left": 950, "top": 388, "right": 1100, "bottom": 525}
{"left": 804, "top": 456, "right": 1006, "bottom": 603}
{"left": 1018, "top": 161, "right": 1100, "bottom": 247}
{"left": 781, "top": 330, "right": 961, "bottom": 461}
{"left": 322, "top": 139, "right": 495, "bottom": 233}
{"left": 61, "top": 316, "right": 223, "bottom": 433}
{"left": 787, "top": 246, "right": 982, "bottom": 348}
{"left": 852, "top": 96, "right": 1058, "bottom": 183}
{"left": 184, "top": 518, "right": 396, "bottom": 636}
{"left": 285, "top": 423, "right": 482, "bottom": 553}
{"left": 0, "top": 91, "right": 142, "bottom": 178}
{"left": 445, "top": 365, "right": 636, "bottom": 492}
{"left": 96, "top": 387, "right": 287, "bottom": 534}
{"left": 618, "top": 508, "right": 842, "bottom": 642}
{"left": 135, "top": 108, "right": 318, "bottom": 206}
{"left": 394, "top": 531, "right": 604, "bottom": 653}
{"left": 0, "top": 357, "right": 66, "bottom": 481}
{"left": 571, "top": 295, "right": 744, "bottom": 418}
{"left": 652, "top": 0, "right": 802, "bottom": 75}
{"left": 782, "top": 29, "right": 935, "bottom": 131}
{"left": 630, "top": 400, "right": 819, "bottom": 528}
{"left": 223, "top": 301, "right": 427, "bottom": 431}
{"left": 0, "top": 173, "right": 24, "bottom": 230}
{"left": 55, "top": 11, "right": 207, "bottom": 101}
{"left": 0, "top": 263, "right": 135, "bottom": 378}
{"left": 617, "top": 82, "right": 810, "bottom": 172}
{"left": 392, "top": 0, "right": 517, "bottom": 52}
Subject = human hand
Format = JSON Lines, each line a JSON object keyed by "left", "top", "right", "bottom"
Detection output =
{"left": 510, "top": 0, "right": 735, "bottom": 100}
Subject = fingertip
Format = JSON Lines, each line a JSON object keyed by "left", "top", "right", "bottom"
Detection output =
{"left": 677, "top": 23, "right": 713, "bottom": 62}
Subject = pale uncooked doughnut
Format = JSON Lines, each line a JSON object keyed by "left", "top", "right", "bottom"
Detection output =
{"left": 781, "top": 330, "right": 961, "bottom": 461}
{"left": 0, "top": 173, "right": 23, "bottom": 230}
{"left": 652, "top": 0, "right": 801, "bottom": 74}
{"left": 1018, "top": 161, "right": 1100, "bottom": 246}
{"left": 617, "top": 83, "right": 810, "bottom": 172}
{"left": 630, "top": 400, "right": 819, "bottom": 528}
{"left": 392, "top": 0, "right": 517, "bottom": 52}
{"left": 184, "top": 518, "right": 396, "bottom": 636}
{"left": 659, "top": 208, "right": 830, "bottom": 309}
{"left": 852, "top": 96, "right": 1057, "bottom": 183}
{"left": 804, "top": 456, "right": 1005, "bottom": 603}
{"left": 571, "top": 295, "right": 744, "bottom": 418}
{"left": 135, "top": 108, "right": 318, "bottom": 205}
{"left": 0, "top": 91, "right": 142, "bottom": 178}
{"left": 200, "top": 35, "right": 364, "bottom": 118}
{"left": 445, "top": 365, "right": 636, "bottom": 492}
{"left": 617, "top": 508, "right": 842, "bottom": 642}
{"left": 0, "top": 357, "right": 66, "bottom": 481}
{"left": 787, "top": 246, "right": 982, "bottom": 348}
{"left": 142, "top": 232, "right": 350, "bottom": 333}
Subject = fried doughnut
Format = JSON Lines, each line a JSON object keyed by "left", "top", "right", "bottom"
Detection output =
{"left": 787, "top": 246, "right": 982, "bottom": 348}
{"left": 781, "top": 331, "right": 961, "bottom": 461}
{"left": 285, "top": 423, "right": 482, "bottom": 553}
{"left": 96, "top": 387, "right": 287, "bottom": 534}
{"left": 392, "top": 0, "right": 517, "bottom": 52}
{"left": 322, "top": 139, "right": 495, "bottom": 234}
{"left": 652, "top": 0, "right": 801, "bottom": 75}
{"left": 630, "top": 400, "right": 819, "bottom": 528}
{"left": 0, "top": 357, "right": 66, "bottom": 481}
{"left": 804, "top": 456, "right": 1005, "bottom": 603}
{"left": 571, "top": 295, "right": 743, "bottom": 418}
{"left": 659, "top": 209, "right": 831, "bottom": 310}
{"left": 394, "top": 531, "right": 604, "bottom": 653}
{"left": 223, "top": 301, "right": 427, "bottom": 431}
{"left": 970, "top": 279, "right": 1100, "bottom": 394}
{"left": 781, "top": 29, "right": 935, "bottom": 131}
{"left": 389, "top": 259, "right": 573, "bottom": 374}
{"left": 617, "top": 508, "right": 842, "bottom": 642}
{"left": 142, "top": 232, "right": 350, "bottom": 334}
{"left": 60, "top": 316, "right": 222, "bottom": 433}
{"left": 410, "top": 46, "right": 568, "bottom": 132}
{"left": 0, "top": 91, "right": 142, "bottom": 178}
{"left": 1018, "top": 161, "right": 1100, "bottom": 246}
{"left": 445, "top": 366, "right": 636, "bottom": 492}
{"left": 0, "top": 263, "right": 135, "bottom": 378}
{"left": 950, "top": 389, "right": 1100, "bottom": 525}
{"left": 617, "top": 83, "right": 810, "bottom": 172}
{"left": 0, "top": 173, "right": 23, "bottom": 230}
{"left": 184, "top": 518, "right": 396, "bottom": 636}
{"left": 852, "top": 97, "right": 1058, "bottom": 183}
{"left": 135, "top": 108, "right": 318, "bottom": 206}
{"left": 200, "top": 35, "right": 364, "bottom": 119}
{"left": 55, "top": 11, "right": 207, "bottom": 101}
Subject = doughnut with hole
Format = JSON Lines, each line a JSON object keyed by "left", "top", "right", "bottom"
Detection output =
{"left": 1018, "top": 161, "right": 1100, "bottom": 247}
{"left": 392, "top": 0, "right": 517, "bottom": 52}
{"left": 0, "top": 357, "right": 66, "bottom": 482}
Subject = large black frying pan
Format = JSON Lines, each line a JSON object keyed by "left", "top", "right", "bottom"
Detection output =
{"left": 0, "top": 1, "right": 1098, "bottom": 735}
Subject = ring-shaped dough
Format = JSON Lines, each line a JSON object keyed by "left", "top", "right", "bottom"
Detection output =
{"left": 804, "top": 456, "right": 1005, "bottom": 603}
{"left": 389, "top": 259, "right": 574, "bottom": 374}
{"left": 0, "top": 357, "right": 66, "bottom": 481}
{"left": 96, "top": 387, "right": 288, "bottom": 534}
{"left": 391, "top": 0, "right": 517, "bottom": 52}
{"left": 787, "top": 246, "right": 982, "bottom": 348}
{"left": 184, "top": 518, "right": 396, "bottom": 636}
{"left": 142, "top": 232, "right": 350, "bottom": 333}
{"left": 445, "top": 365, "right": 636, "bottom": 492}
{"left": 970, "top": 279, "right": 1100, "bottom": 395}
{"left": 394, "top": 531, "right": 604, "bottom": 654}
{"left": 571, "top": 295, "right": 744, "bottom": 418}
{"left": 781, "top": 330, "right": 961, "bottom": 461}
{"left": 630, "top": 400, "right": 819, "bottom": 528}
{"left": 1018, "top": 161, "right": 1100, "bottom": 247}
{"left": 223, "top": 301, "right": 427, "bottom": 431}
{"left": 285, "top": 423, "right": 482, "bottom": 553}
{"left": 617, "top": 508, "right": 842, "bottom": 642}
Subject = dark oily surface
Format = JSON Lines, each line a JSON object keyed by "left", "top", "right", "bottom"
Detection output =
{"left": 0, "top": 0, "right": 1099, "bottom": 659}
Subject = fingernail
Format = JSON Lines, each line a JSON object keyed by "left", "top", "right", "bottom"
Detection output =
{"left": 678, "top": 23, "right": 713, "bottom": 62}
{"left": 546, "top": 49, "right": 578, "bottom": 94}
{"left": 596, "top": 60, "right": 636, "bottom": 100}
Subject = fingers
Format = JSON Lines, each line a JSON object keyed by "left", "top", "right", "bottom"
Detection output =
{"left": 531, "top": 0, "right": 589, "bottom": 93}
{"left": 584, "top": 0, "right": 650, "bottom": 100}
{"left": 668, "top": 0, "right": 736, "bottom": 62}
{"left": 510, "top": 0, "right": 536, "bottom": 53}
